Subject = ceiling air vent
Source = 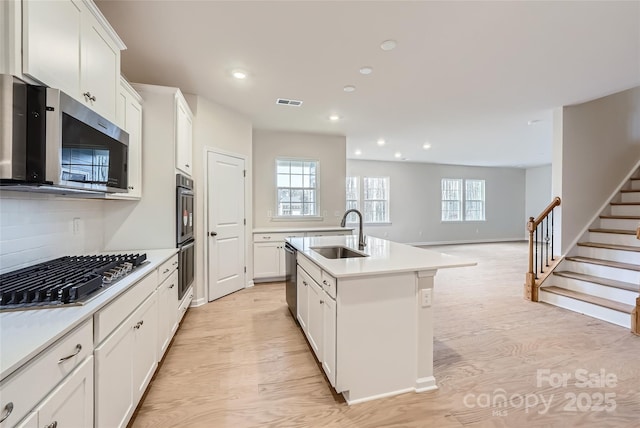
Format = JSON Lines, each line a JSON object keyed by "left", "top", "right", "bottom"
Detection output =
{"left": 276, "top": 98, "right": 303, "bottom": 107}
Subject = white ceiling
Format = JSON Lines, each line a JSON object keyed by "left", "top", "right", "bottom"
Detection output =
{"left": 96, "top": 0, "right": 640, "bottom": 168}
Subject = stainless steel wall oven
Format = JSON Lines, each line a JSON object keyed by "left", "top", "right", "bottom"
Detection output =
{"left": 177, "top": 173, "right": 195, "bottom": 300}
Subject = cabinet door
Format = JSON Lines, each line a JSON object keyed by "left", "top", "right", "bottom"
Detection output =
{"left": 307, "top": 279, "right": 324, "bottom": 362}
{"left": 253, "top": 242, "right": 281, "bottom": 278}
{"left": 296, "top": 267, "right": 310, "bottom": 332}
{"left": 132, "top": 293, "right": 159, "bottom": 403}
{"left": 175, "top": 95, "right": 193, "bottom": 175}
{"left": 158, "top": 270, "right": 179, "bottom": 360}
{"left": 95, "top": 314, "right": 135, "bottom": 428}
{"left": 37, "top": 356, "right": 94, "bottom": 428}
{"left": 14, "top": 412, "right": 38, "bottom": 428}
{"left": 322, "top": 296, "right": 337, "bottom": 388}
{"left": 22, "top": 0, "right": 81, "bottom": 96}
{"left": 80, "top": 12, "right": 119, "bottom": 121}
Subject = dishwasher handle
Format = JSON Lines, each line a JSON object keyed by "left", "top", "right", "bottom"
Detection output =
{"left": 284, "top": 243, "right": 295, "bottom": 254}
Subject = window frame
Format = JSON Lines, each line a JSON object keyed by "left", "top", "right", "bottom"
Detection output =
{"left": 441, "top": 178, "right": 486, "bottom": 222}
{"left": 274, "top": 158, "right": 321, "bottom": 220}
{"left": 345, "top": 176, "right": 391, "bottom": 225}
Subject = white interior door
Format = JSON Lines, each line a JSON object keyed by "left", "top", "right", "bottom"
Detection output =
{"left": 207, "top": 151, "right": 246, "bottom": 301}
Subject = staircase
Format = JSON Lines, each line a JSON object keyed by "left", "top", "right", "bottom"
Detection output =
{"left": 538, "top": 174, "right": 640, "bottom": 330}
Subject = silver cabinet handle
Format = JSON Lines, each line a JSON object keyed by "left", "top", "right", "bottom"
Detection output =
{"left": 303, "top": 281, "right": 308, "bottom": 286}
{"left": 134, "top": 320, "right": 144, "bottom": 329}
{"left": 172, "top": 260, "right": 178, "bottom": 266}
{"left": 320, "top": 300, "right": 324, "bottom": 304}
{"left": 185, "top": 164, "right": 190, "bottom": 168}
{"left": 45, "top": 421, "right": 58, "bottom": 428}
{"left": 0, "top": 402, "right": 13, "bottom": 423}
{"left": 169, "top": 283, "right": 175, "bottom": 289}
{"left": 82, "top": 91, "right": 96, "bottom": 102}
{"left": 58, "top": 344, "right": 82, "bottom": 364}
{"left": 262, "top": 236, "right": 271, "bottom": 240}
{"left": 163, "top": 268, "right": 170, "bottom": 274}
{"left": 322, "top": 280, "right": 328, "bottom": 285}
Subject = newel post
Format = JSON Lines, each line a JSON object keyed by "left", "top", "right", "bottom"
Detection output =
{"left": 524, "top": 216, "right": 537, "bottom": 301}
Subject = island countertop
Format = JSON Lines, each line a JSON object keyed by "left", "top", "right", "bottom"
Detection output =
{"left": 286, "top": 235, "right": 476, "bottom": 279}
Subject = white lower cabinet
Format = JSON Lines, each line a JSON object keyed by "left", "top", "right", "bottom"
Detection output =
{"left": 15, "top": 356, "right": 94, "bottom": 428}
{"left": 95, "top": 292, "right": 158, "bottom": 428}
{"left": 253, "top": 242, "right": 282, "bottom": 279}
{"left": 296, "top": 267, "right": 310, "bottom": 332}
{"left": 322, "top": 295, "right": 337, "bottom": 388}
{"left": 157, "top": 270, "right": 179, "bottom": 359}
{"left": 306, "top": 278, "right": 324, "bottom": 362}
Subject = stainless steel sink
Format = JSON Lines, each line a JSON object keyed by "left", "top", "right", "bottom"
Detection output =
{"left": 311, "top": 246, "right": 369, "bottom": 259}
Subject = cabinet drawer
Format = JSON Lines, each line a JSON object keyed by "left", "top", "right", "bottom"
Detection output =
{"left": 297, "top": 253, "right": 322, "bottom": 284}
{"left": 0, "top": 320, "right": 93, "bottom": 428}
{"left": 253, "top": 232, "right": 304, "bottom": 242}
{"left": 158, "top": 254, "right": 178, "bottom": 285}
{"left": 94, "top": 271, "right": 158, "bottom": 345}
{"left": 321, "top": 271, "right": 337, "bottom": 299}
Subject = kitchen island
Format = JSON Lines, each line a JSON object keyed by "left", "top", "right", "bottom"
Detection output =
{"left": 287, "top": 235, "right": 475, "bottom": 404}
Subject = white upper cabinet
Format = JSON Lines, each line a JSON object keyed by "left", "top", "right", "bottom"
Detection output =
{"left": 175, "top": 93, "right": 193, "bottom": 176}
{"left": 21, "top": 0, "right": 125, "bottom": 122}
{"left": 22, "top": 0, "right": 82, "bottom": 97}
{"left": 109, "top": 77, "right": 143, "bottom": 199}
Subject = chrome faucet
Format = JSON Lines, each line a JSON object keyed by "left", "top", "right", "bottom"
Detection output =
{"left": 340, "top": 209, "right": 366, "bottom": 250}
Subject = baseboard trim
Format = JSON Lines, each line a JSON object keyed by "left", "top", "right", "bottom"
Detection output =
{"left": 246, "top": 280, "right": 255, "bottom": 288}
{"left": 343, "top": 387, "right": 415, "bottom": 405}
{"left": 415, "top": 376, "right": 438, "bottom": 393}
{"left": 409, "top": 238, "right": 526, "bottom": 247}
{"left": 191, "top": 297, "right": 206, "bottom": 307}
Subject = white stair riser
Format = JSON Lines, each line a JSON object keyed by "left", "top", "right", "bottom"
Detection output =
{"left": 589, "top": 232, "right": 640, "bottom": 247}
{"left": 621, "top": 192, "right": 640, "bottom": 203}
{"left": 600, "top": 218, "right": 640, "bottom": 230}
{"left": 562, "top": 260, "right": 640, "bottom": 284}
{"left": 577, "top": 246, "right": 639, "bottom": 265}
{"left": 539, "top": 290, "right": 631, "bottom": 329}
{"left": 631, "top": 180, "right": 640, "bottom": 190}
{"left": 611, "top": 205, "right": 640, "bottom": 216}
{"left": 551, "top": 276, "right": 638, "bottom": 304}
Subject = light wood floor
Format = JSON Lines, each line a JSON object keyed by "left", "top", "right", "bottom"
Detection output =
{"left": 130, "top": 242, "right": 640, "bottom": 428}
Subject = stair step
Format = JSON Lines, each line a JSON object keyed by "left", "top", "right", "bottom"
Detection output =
{"left": 565, "top": 256, "right": 640, "bottom": 272}
{"left": 588, "top": 228, "right": 636, "bottom": 235}
{"left": 577, "top": 242, "right": 640, "bottom": 252}
{"left": 599, "top": 215, "right": 640, "bottom": 219}
{"left": 541, "top": 286, "right": 634, "bottom": 314}
{"left": 553, "top": 271, "right": 639, "bottom": 293}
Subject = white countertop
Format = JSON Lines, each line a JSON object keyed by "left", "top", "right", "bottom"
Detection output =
{"left": 0, "top": 248, "right": 177, "bottom": 381}
{"left": 253, "top": 226, "right": 354, "bottom": 233}
{"left": 287, "top": 235, "right": 476, "bottom": 279}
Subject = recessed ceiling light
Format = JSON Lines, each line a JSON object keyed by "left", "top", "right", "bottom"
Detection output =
{"left": 359, "top": 66, "right": 373, "bottom": 75}
{"left": 354, "top": 149, "right": 362, "bottom": 155}
{"left": 329, "top": 114, "right": 340, "bottom": 121}
{"left": 394, "top": 152, "right": 402, "bottom": 158}
{"left": 380, "top": 40, "right": 397, "bottom": 51}
{"left": 343, "top": 85, "right": 356, "bottom": 92}
{"left": 377, "top": 139, "right": 385, "bottom": 146}
{"left": 423, "top": 143, "right": 431, "bottom": 150}
{"left": 232, "top": 69, "right": 247, "bottom": 79}
{"left": 527, "top": 119, "right": 542, "bottom": 125}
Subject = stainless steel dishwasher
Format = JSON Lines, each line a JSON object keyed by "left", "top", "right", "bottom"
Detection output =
{"left": 284, "top": 242, "right": 297, "bottom": 321}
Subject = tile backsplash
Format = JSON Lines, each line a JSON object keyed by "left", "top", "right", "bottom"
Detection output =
{"left": 0, "top": 192, "right": 105, "bottom": 274}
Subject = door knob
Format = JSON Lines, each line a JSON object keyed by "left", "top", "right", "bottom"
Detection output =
{"left": 210, "top": 231, "right": 218, "bottom": 236}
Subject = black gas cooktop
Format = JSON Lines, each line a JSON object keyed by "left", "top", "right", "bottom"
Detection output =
{"left": 0, "top": 253, "right": 147, "bottom": 311}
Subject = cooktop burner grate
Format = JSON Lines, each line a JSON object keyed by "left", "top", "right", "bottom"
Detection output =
{"left": 0, "top": 253, "right": 147, "bottom": 311}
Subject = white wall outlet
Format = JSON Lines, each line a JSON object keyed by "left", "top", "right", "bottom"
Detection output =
{"left": 421, "top": 288, "right": 432, "bottom": 307}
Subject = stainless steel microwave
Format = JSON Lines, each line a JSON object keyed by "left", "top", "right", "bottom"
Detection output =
{"left": 0, "top": 74, "right": 129, "bottom": 193}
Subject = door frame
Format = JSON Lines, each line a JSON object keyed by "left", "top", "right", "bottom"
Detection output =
{"left": 203, "top": 146, "right": 252, "bottom": 304}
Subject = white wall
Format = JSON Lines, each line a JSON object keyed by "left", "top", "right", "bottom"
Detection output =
{"left": 187, "top": 95, "right": 252, "bottom": 305}
{"left": 253, "top": 130, "right": 346, "bottom": 228}
{"left": 0, "top": 192, "right": 105, "bottom": 273}
{"left": 525, "top": 165, "right": 552, "bottom": 221}
{"left": 555, "top": 86, "right": 640, "bottom": 253}
{"left": 347, "top": 160, "right": 526, "bottom": 244}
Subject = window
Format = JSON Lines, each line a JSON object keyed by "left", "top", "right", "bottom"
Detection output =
{"left": 345, "top": 176, "right": 390, "bottom": 223}
{"left": 441, "top": 178, "right": 485, "bottom": 221}
{"left": 276, "top": 159, "right": 318, "bottom": 217}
